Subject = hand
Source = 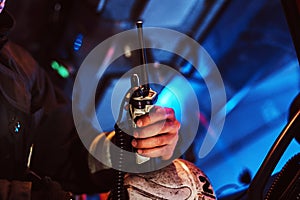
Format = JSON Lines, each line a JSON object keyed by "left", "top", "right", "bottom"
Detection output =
{"left": 131, "top": 106, "right": 180, "bottom": 160}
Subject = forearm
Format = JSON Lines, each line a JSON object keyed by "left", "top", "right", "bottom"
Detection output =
{"left": 88, "top": 131, "right": 115, "bottom": 173}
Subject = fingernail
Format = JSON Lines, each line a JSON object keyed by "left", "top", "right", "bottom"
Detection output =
{"left": 131, "top": 139, "right": 137, "bottom": 147}
{"left": 137, "top": 149, "right": 142, "bottom": 154}
{"left": 133, "top": 131, "right": 138, "bottom": 138}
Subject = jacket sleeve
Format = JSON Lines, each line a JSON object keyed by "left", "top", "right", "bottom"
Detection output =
{"left": 30, "top": 62, "right": 114, "bottom": 194}
{"left": 10, "top": 41, "right": 110, "bottom": 193}
{"left": 3, "top": 41, "right": 113, "bottom": 194}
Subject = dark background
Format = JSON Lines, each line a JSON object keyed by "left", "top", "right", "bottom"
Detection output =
{"left": 5, "top": 0, "right": 300, "bottom": 198}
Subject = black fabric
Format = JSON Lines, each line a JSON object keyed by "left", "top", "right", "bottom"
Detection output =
{"left": 0, "top": 178, "right": 76, "bottom": 200}
{"left": 0, "top": 10, "right": 112, "bottom": 195}
{"left": 0, "top": 179, "right": 10, "bottom": 199}
{"left": 31, "top": 177, "right": 74, "bottom": 200}
{"left": 0, "top": 93, "right": 30, "bottom": 180}
{"left": 0, "top": 179, "right": 31, "bottom": 200}
{"left": 0, "top": 10, "right": 14, "bottom": 50}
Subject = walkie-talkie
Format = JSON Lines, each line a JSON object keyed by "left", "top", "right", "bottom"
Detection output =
{"left": 128, "top": 20, "right": 158, "bottom": 164}
{"left": 110, "top": 20, "right": 157, "bottom": 200}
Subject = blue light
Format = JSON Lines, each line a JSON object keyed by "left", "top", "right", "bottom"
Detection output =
{"left": 180, "top": 62, "right": 193, "bottom": 75}
{"left": 14, "top": 122, "right": 21, "bottom": 133}
{"left": 73, "top": 33, "right": 83, "bottom": 51}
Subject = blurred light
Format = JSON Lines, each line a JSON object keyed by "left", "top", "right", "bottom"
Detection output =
{"left": 54, "top": 3, "right": 61, "bottom": 11}
{"left": 97, "top": 0, "right": 106, "bottom": 13}
{"left": 73, "top": 33, "right": 83, "bottom": 51}
{"left": 180, "top": 62, "right": 193, "bottom": 74}
{"left": 51, "top": 60, "right": 70, "bottom": 78}
{"left": 141, "top": 0, "right": 197, "bottom": 27}
{"left": 124, "top": 45, "right": 132, "bottom": 58}
{"left": 51, "top": 60, "right": 60, "bottom": 70}
{"left": 261, "top": 100, "right": 280, "bottom": 123}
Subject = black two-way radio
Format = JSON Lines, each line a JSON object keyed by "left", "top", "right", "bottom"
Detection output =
{"left": 110, "top": 20, "right": 157, "bottom": 200}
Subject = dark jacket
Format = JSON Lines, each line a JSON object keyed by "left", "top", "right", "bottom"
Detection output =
{"left": 0, "top": 10, "right": 111, "bottom": 196}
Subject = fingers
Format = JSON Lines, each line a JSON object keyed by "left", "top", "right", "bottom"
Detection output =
{"left": 131, "top": 105, "right": 180, "bottom": 160}
{"left": 134, "top": 119, "right": 180, "bottom": 138}
{"left": 135, "top": 106, "right": 176, "bottom": 133}
{"left": 132, "top": 131, "right": 175, "bottom": 149}
{"left": 132, "top": 133, "right": 178, "bottom": 160}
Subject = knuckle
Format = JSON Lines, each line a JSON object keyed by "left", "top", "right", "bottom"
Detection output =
{"left": 155, "top": 136, "right": 164, "bottom": 146}
{"left": 138, "top": 129, "right": 146, "bottom": 138}
{"left": 138, "top": 139, "right": 147, "bottom": 148}
{"left": 172, "top": 120, "right": 180, "bottom": 130}
{"left": 168, "top": 107, "right": 175, "bottom": 115}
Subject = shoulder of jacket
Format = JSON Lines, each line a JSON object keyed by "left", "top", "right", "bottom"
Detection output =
{"left": 2, "top": 40, "right": 42, "bottom": 83}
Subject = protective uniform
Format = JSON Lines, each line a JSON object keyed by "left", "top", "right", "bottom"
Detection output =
{"left": 0, "top": 10, "right": 111, "bottom": 199}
